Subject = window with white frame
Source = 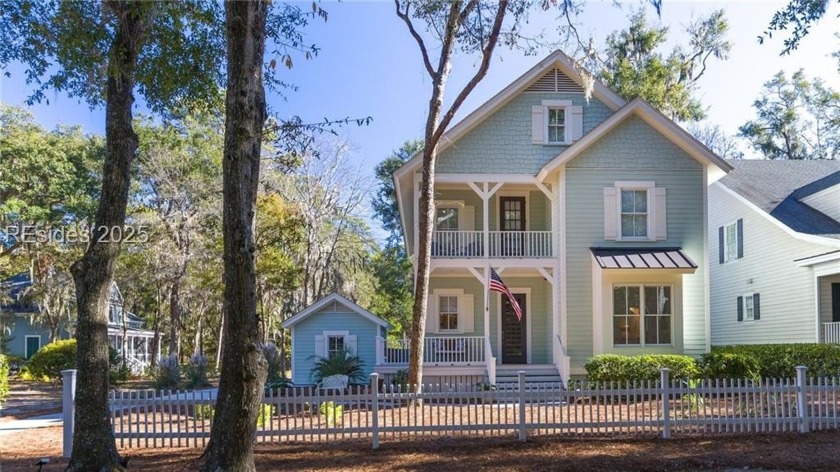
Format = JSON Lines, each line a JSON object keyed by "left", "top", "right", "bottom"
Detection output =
{"left": 613, "top": 284, "right": 672, "bottom": 346}
{"left": 435, "top": 207, "right": 459, "bottom": 231}
{"left": 737, "top": 293, "right": 760, "bottom": 322}
{"left": 620, "top": 189, "right": 649, "bottom": 238}
{"left": 438, "top": 295, "right": 459, "bottom": 331}
{"left": 547, "top": 107, "right": 566, "bottom": 144}
{"left": 724, "top": 221, "right": 739, "bottom": 262}
{"left": 327, "top": 335, "right": 345, "bottom": 357}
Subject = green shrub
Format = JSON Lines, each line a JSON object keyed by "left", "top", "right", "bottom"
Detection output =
{"left": 153, "top": 355, "right": 181, "bottom": 390}
{"left": 256, "top": 404, "right": 273, "bottom": 428}
{"left": 0, "top": 354, "right": 9, "bottom": 407}
{"left": 108, "top": 348, "right": 130, "bottom": 385}
{"left": 194, "top": 404, "right": 215, "bottom": 421}
{"left": 319, "top": 401, "right": 343, "bottom": 426}
{"left": 712, "top": 344, "right": 840, "bottom": 378}
{"left": 698, "top": 352, "right": 760, "bottom": 380}
{"left": 584, "top": 354, "right": 700, "bottom": 383}
{"left": 309, "top": 349, "right": 366, "bottom": 384}
{"left": 27, "top": 339, "right": 76, "bottom": 381}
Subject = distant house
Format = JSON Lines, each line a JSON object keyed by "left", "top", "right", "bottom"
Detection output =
{"left": 0, "top": 271, "right": 157, "bottom": 372}
{"left": 291, "top": 49, "right": 731, "bottom": 387}
{"left": 709, "top": 160, "right": 840, "bottom": 346}
{"left": 281, "top": 293, "right": 391, "bottom": 385}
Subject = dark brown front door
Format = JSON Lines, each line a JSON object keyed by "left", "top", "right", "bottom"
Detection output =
{"left": 499, "top": 197, "right": 526, "bottom": 256}
{"left": 501, "top": 293, "right": 527, "bottom": 364}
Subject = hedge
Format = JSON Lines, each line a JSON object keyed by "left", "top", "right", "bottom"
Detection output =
{"left": 0, "top": 354, "right": 9, "bottom": 407}
{"left": 584, "top": 354, "right": 700, "bottom": 383}
{"left": 698, "top": 351, "right": 760, "bottom": 380}
{"left": 27, "top": 339, "right": 77, "bottom": 381}
{"left": 712, "top": 344, "right": 840, "bottom": 378}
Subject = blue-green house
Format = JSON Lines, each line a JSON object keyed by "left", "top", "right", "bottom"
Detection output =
{"left": 1, "top": 272, "right": 156, "bottom": 372}
{"left": 281, "top": 293, "right": 391, "bottom": 385}
{"left": 386, "top": 49, "right": 732, "bottom": 385}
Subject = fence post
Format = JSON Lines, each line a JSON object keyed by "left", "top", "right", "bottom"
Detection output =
{"left": 796, "top": 366, "right": 809, "bottom": 433}
{"left": 518, "top": 371, "right": 526, "bottom": 442}
{"left": 660, "top": 368, "right": 671, "bottom": 439}
{"left": 370, "top": 373, "right": 380, "bottom": 449}
{"left": 61, "top": 369, "right": 77, "bottom": 458}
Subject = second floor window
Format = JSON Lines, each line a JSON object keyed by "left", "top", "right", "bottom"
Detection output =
{"left": 435, "top": 207, "right": 459, "bottom": 231}
{"left": 547, "top": 107, "right": 566, "bottom": 143}
{"left": 620, "top": 189, "right": 648, "bottom": 238}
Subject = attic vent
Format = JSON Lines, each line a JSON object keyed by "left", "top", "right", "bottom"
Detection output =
{"left": 526, "top": 68, "right": 583, "bottom": 93}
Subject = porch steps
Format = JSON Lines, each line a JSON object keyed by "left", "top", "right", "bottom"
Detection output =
{"left": 494, "top": 365, "right": 564, "bottom": 389}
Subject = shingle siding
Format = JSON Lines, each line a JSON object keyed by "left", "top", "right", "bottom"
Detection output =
{"left": 436, "top": 93, "right": 613, "bottom": 175}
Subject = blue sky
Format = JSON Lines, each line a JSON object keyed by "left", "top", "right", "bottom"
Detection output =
{"left": 1, "top": 1, "right": 838, "bottom": 240}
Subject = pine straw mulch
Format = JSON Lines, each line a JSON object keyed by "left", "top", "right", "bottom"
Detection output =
{"left": 4, "top": 425, "right": 840, "bottom": 471}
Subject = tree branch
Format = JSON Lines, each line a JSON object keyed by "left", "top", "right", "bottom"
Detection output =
{"left": 394, "top": 1, "right": 436, "bottom": 78}
{"left": 433, "top": 0, "right": 508, "bottom": 144}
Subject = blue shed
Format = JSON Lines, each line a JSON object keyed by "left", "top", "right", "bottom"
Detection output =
{"left": 281, "top": 293, "right": 390, "bottom": 385}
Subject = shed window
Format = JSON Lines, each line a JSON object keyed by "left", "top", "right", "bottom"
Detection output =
{"left": 328, "top": 335, "right": 345, "bottom": 357}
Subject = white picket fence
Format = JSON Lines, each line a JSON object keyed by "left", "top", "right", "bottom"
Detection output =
{"left": 81, "top": 367, "right": 840, "bottom": 450}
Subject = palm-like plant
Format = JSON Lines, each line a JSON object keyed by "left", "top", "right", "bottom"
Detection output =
{"left": 309, "top": 349, "right": 366, "bottom": 384}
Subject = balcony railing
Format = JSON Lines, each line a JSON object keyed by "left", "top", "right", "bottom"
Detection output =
{"left": 377, "top": 336, "right": 485, "bottom": 366}
{"left": 431, "top": 230, "right": 552, "bottom": 258}
{"left": 824, "top": 322, "right": 840, "bottom": 344}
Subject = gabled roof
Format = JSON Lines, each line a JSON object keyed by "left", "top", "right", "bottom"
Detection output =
{"left": 394, "top": 49, "right": 626, "bottom": 180}
{"left": 718, "top": 159, "right": 840, "bottom": 240}
{"left": 537, "top": 98, "right": 732, "bottom": 180}
{"left": 280, "top": 293, "right": 391, "bottom": 329}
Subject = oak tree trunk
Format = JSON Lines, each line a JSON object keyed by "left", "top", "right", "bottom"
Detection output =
{"left": 200, "top": 1, "right": 269, "bottom": 470}
{"left": 66, "top": 2, "right": 146, "bottom": 470}
{"left": 169, "top": 276, "right": 181, "bottom": 358}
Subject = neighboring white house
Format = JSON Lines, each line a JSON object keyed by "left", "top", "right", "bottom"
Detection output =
{"left": 709, "top": 159, "right": 840, "bottom": 346}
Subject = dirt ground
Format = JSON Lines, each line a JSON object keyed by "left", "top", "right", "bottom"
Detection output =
{"left": 3, "top": 425, "right": 840, "bottom": 471}
{"left": 0, "top": 381, "right": 62, "bottom": 421}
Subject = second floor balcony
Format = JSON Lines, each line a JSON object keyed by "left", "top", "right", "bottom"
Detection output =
{"left": 431, "top": 230, "right": 553, "bottom": 258}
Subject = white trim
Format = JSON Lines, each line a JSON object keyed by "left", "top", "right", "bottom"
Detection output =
{"left": 537, "top": 98, "right": 732, "bottom": 181}
{"left": 495, "top": 287, "right": 532, "bottom": 364}
{"left": 797, "top": 251, "right": 840, "bottom": 267}
{"left": 542, "top": 100, "right": 573, "bottom": 145}
{"left": 741, "top": 292, "right": 757, "bottom": 322}
{"left": 610, "top": 283, "right": 676, "bottom": 347}
{"left": 717, "top": 183, "right": 840, "bottom": 249}
{"left": 722, "top": 219, "right": 740, "bottom": 263}
{"left": 557, "top": 167, "right": 568, "bottom": 353}
{"left": 281, "top": 293, "right": 391, "bottom": 329}
{"left": 24, "top": 334, "right": 41, "bottom": 359}
{"left": 435, "top": 174, "right": 537, "bottom": 184}
{"left": 614, "top": 181, "right": 655, "bottom": 241}
{"left": 703, "top": 167, "right": 712, "bottom": 353}
{"left": 592, "top": 255, "right": 603, "bottom": 355}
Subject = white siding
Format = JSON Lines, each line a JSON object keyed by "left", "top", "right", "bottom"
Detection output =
{"left": 709, "top": 184, "right": 832, "bottom": 344}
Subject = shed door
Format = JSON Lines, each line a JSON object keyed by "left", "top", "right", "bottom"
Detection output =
{"left": 25, "top": 336, "right": 41, "bottom": 359}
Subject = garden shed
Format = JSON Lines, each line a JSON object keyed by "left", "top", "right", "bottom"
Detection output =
{"left": 281, "top": 293, "right": 390, "bottom": 385}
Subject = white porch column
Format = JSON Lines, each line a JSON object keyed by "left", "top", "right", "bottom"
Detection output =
{"left": 144, "top": 337, "right": 149, "bottom": 362}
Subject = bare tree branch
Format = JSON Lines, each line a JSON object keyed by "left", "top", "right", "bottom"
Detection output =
{"left": 395, "top": 1, "right": 436, "bottom": 78}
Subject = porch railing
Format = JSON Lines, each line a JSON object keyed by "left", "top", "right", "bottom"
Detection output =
{"left": 431, "top": 231, "right": 483, "bottom": 257}
{"left": 377, "top": 336, "right": 485, "bottom": 365}
{"left": 824, "top": 322, "right": 840, "bottom": 344}
{"left": 430, "top": 230, "right": 553, "bottom": 258}
{"left": 489, "top": 231, "right": 552, "bottom": 257}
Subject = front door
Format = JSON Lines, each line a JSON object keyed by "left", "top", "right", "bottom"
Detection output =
{"left": 832, "top": 283, "right": 840, "bottom": 323}
{"left": 501, "top": 293, "right": 527, "bottom": 364}
{"left": 499, "top": 197, "right": 526, "bottom": 256}
{"left": 25, "top": 336, "right": 41, "bottom": 359}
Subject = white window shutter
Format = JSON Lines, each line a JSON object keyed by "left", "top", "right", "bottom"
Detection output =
{"left": 531, "top": 105, "right": 545, "bottom": 143}
{"left": 425, "top": 295, "right": 438, "bottom": 334}
{"left": 569, "top": 106, "right": 583, "bottom": 142}
{"left": 603, "top": 187, "right": 618, "bottom": 240}
{"left": 460, "top": 294, "right": 475, "bottom": 333}
{"left": 346, "top": 335, "right": 357, "bottom": 355}
{"left": 460, "top": 205, "right": 475, "bottom": 231}
{"left": 314, "top": 335, "right": 325, "bottom": 358}
{"left": 654, "top": 187, "right": 667, "bottom": 240}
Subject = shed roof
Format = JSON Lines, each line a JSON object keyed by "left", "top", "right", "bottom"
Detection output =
{"left": 280, "top": 293, "right": 391, "bottom": 329}
{"left": 591, "top": 247, "right": 697, "bottom": 270}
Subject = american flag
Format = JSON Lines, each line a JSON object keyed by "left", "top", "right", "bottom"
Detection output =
{"left": 490, "top": 268, "right": 522, "bottom": 321}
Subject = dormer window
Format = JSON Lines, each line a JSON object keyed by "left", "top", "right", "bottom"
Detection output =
{"left": 547, "top": 107, "right": 566, "bottom": 144}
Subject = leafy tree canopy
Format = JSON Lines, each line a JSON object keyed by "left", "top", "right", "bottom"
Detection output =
{"left": 600, "top": 9, "right": 731, "bottom": 122}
